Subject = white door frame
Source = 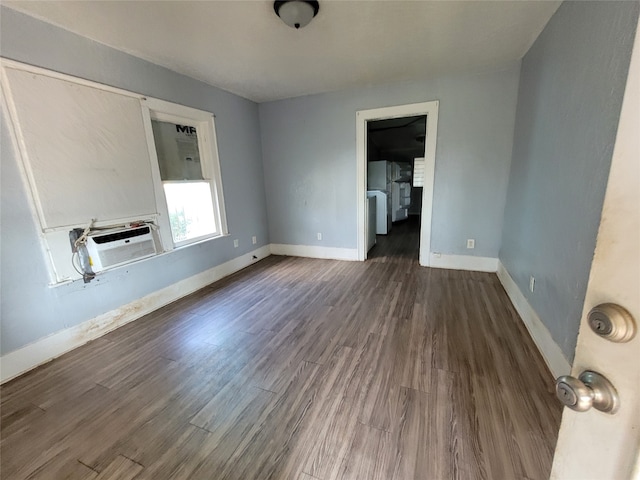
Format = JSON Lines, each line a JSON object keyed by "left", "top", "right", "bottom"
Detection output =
{"left": 356, "top": 101, "right": 439, "bottom": 265}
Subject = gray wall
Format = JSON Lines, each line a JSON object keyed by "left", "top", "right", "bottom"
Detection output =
{"left": 259, "top": 65, "right": 520, "bottom": 257}
{"left": 0, "top": 7, "right": 269, "bottom": 355}
{"left": 500, "top": 1, "right": 639, "bottom": 361}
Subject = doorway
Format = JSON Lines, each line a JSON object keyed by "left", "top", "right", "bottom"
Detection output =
{"left": 366, "top": 116, "right": 425, "bottom": 262}
{"left": 356, "top": 101, "right": 439, "bottom": 265}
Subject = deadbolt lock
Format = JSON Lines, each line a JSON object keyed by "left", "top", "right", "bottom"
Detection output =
{"left": 555, "top": 371, "right": 619, "bottom": 414}
{"left": 588, "top": 303, "right": 636, "bottom": 343}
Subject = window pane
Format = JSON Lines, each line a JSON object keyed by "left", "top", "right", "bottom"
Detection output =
{"left": 163, "top": 182, "right": 216, "bottom": 243}
{"left": 413, "top": 158, "right": 425, "bottom": 187}
{"left": 152, "top": 120, "right": 204, "bottom": 181}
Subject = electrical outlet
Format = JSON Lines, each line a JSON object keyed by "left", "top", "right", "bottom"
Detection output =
{"left": 529, "top": 276, "right": 535, "bottom": 293}
{"left": 317, "top": 232, "right": 322, "bottom": 241}
{"left": 466, "top": 238, "right": 475, "bottom": 249}
{"left": 233, "top": 239, "right": 239, "bottom": 248}
{"left": 252, "top": 236, "right": 257, "bottom": 245}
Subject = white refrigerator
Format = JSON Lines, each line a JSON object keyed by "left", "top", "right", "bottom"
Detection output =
{"left": 368, "top": 161, "right": 392, "bottom": 191}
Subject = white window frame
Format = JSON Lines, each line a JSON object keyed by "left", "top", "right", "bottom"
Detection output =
{"left": 141, "top": 98, "right": 228, "bottom": 250}
{"left": 413, "top": 157, "right": 426, "bottom": 187}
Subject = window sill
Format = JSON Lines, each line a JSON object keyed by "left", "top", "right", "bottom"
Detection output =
{"left": 171, "top": 231, "right": 229, "bottom": 250}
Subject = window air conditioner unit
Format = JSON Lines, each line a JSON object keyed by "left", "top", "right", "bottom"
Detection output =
{"left": 86, "top": 225, "right": 157, "bottom": 272}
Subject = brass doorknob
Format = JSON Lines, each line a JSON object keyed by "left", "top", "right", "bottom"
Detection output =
{"left": 555, "top": 371, "right": 619, "bottom": 414}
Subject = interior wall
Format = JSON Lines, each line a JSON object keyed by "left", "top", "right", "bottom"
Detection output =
{"left": 0, "top": 7, "right": 269, "bottom": 355}
{"left": 259, "top": 64, "right": 520, "bottom": 257}
{"left": 500, "top": 1, "right": 639, "bottom": 362}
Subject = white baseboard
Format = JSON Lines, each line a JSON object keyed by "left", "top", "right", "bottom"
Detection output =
{"left": 496, "top": 261, "right": 570, "bottom": 378}
{"left": 1, "top": 246, "right": 569, "bottom": 384}
{"left": 429, "top": 253, "right": 498, "bottom": 272}
{"left": 0, "top": 245, "right": 271, "bottom": 384}
{"left": 270, "top": 243, "right": 359, "bottom": 261}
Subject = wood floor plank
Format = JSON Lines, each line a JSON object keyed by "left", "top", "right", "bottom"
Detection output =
{"left": 301, "top": 332, "right": 400, "bottom": 480}
{"left": 0, "top": 401, "right": 46, "bottom": 441}
{"left": 389, "top": 386, "right": 431, "bottom": 480}
{"left": 425, "top": 368, "right": 479, "bottom": 480}
{"left": 189, "top": 360, "right": 323, "bottom": 480}
{"left": 1, "top": 217, "right": 561, "bottom": 480}
{"left": 1, "top": 384, "right": 115, "bottom": 479}
{"left": 296, "top": 473, "right": 320, "bottom": 480}
{"left": 135, "top": 426, "right": 212, "bottom": 479}
{"left": 260, "top": 346, "right": 357, "bottom": 480}
{"left": 396, "top": 302, "right": 433, "bottom": 393}
{"left": 336, "top": 422, "right": 391, "bottom": 480}
{"left": 24, "top": 458, "right": 98, "bottom": 480}
{"left": 94, "top": 455, "right": 143, "bottom": 480}
{"left": 190, "top": 383, "right": 276, "bottom": 432}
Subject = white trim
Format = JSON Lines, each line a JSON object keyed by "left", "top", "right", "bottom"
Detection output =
{"left": 140, "top": 105, "right": 174, "bottom": 251}
{"left": 429, "top": 253, "right": 498, "bottom": 272}
{"left": 356, "top": 101, "right": 439, "bottom": 265}
{"left": 0, "top": 78, "right": 56, "bottom": 282}
{"left": 0, "top": 246, "right": 271, "bottom": 384}
{"left": 1, "top": 65, "right": 51, "bottom": 238}
{"left": 0, "top": 57, "right": 145, "bottom": 100}
{"left": 270, "top": 244, "right": 359, "bottom": 261}
{"left": 419, "top": 137, "right": 436, "bottom": 266}
{"left": 496, "top": 261, "right": 571, "bottom": 378}
{"left": 143, "top": 97, "right": 215, "bottom": 122}
{"left": 206, "top": 115, "right": 229, "bottom": 236}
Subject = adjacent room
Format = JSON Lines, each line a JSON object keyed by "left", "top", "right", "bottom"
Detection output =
{"left": 1, "top": 1, "right": 639, "bottom": 479}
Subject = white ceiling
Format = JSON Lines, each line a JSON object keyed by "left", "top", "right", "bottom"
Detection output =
{"left": 4, "top": 1, "right": 561, "bottom": 103}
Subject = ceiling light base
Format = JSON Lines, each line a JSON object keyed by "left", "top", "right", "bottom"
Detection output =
{"left": 274, "top": 0, "right": 320, "bottom": 29}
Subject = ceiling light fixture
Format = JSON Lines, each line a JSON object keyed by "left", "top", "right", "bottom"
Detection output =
{"left": 274, "top": 0, "right": 319, "bottom": 29}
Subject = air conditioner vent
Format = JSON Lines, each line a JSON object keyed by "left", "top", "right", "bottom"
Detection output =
{"left": 86, "top": 225, "right": 157, "bottom": 272}
{"left": 92, "top": 226, "right": 151, "bottom": 244}
{"left": 98, "top": 239, "right": 156, "bottom": 268}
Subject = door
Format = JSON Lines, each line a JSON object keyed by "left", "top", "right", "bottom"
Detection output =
{"left": 550, "top": 24, "right": 640, "bottom": 479}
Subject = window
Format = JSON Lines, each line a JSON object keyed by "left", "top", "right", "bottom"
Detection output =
{"left": 150, "top": 120, "right": 216, "bottom": 243}
{"left": 143, "top": 98, "right": 228, "bottom": 249}
{"left": 163, "top": 181, "right": 217, "bottom": 242}
{"left": 2, "top": 59, "right": 228, "bottom": 283}
{"left": 413, "top": 157, "right": 426, "bottom": 187}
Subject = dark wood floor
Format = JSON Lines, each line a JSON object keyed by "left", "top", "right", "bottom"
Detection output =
{"left": 1, "top": 218, "right": 562, "bottom": 479}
